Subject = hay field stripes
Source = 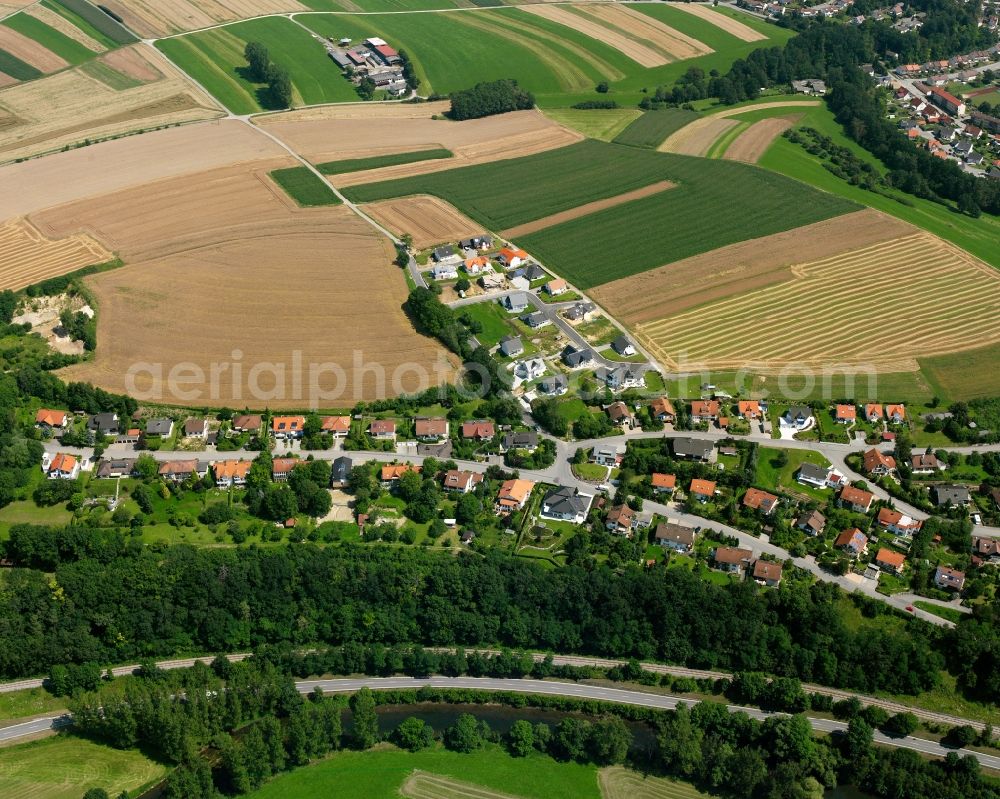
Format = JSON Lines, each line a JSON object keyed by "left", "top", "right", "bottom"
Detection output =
{"left": 24, "top": 5, "right": 105, "bottom": 53}
{"left": 100, "top": 0, "right": 310, "bottom": 38}
{"left": 571, "top": 4, "right": 713, "bottom": 61}
{"left": 635, "top": 232, "right": 1000, "bottom": 371}
{"left": 664, "top": 2, "right": 767, "bottom": 42}
{"left": 659, "top": 100, "right": 821, "bottom": 153}
{"left": 0, "top": 216, "right": 112, "bottom": 290}
{"left": 599, "top": 766, "right": 710, "bottom": 799}
{"left": 722, "top": 115, "right": 799, "bottom": 163}
{"left": 401, "top": 771, "right": 530, "bottom": 799}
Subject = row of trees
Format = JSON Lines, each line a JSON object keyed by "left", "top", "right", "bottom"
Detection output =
{"left": 448, "top": 79, "right": 534, "bottom": 120}
{"left": 243, "top": 41, "right": 292, "bottom": 108}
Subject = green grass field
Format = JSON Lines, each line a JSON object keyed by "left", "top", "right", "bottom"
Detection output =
{"left": 0, "top": 688, "right": 67, "bottom": 725}
{"left": 913, "top": 601, "right": 964, "bottom": 623}
{"left": 457, "top": 300, "right": 517, "bottom": 347}
{"left": 269, "top": 166, "right": 341, "bottom": 207}
{"left": 0, "top": 735, "right": 168, "bottom": 799}
{"left": 2, "top": 13, "right": 97, "bottom": 66}
{"left": 156, "top": 16, "right": 358, "bottom": 114}
{"left": 613, "top": 109, "right": 700, "bottom": 149}
{"left": 543, "top": 108, "right": 642, "bottom": 142}
{"left": 317, "top": 148, "right": 453, "bottom": 175}
{"left": 0, "top": 47, "right": 43, "bottom": 80}
{"left": 47, "top": 0, "right": 135, "bottom": 45}
{"left": 247, "top": 744, "right": 602, "bottom": 799}
{"left": 79, "top": 58, "right": 144, "bottom": 90}
{"left": 756, "top": 103, "right": 1000, "bottom": 270}
{"left": 918, "top": 341, "right": 1000, "bottom": 402}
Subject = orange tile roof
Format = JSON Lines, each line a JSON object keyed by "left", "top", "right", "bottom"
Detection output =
{"left": 461, "top": 420, "right": 495, "bottom": 439}
{"left": 546, "top": 279, "right": 567, "bottom": 292}
{"left": 214, "top": 460, "right": 251, "bottom": 480}
{"left": 651, "top": 473, "right": 676, "bottom": 489}
{"left": 650, "top": 397, "right": 675, "bottom": 417}
{"left": 465, "top": 256, "right": 489, "bottom": 269}
{"left": 49, "top": 452, "right": 76, "bottom": 472}
{"left": 840, "top": 485, "right": 874, "bottom": 509}
{"left": 497, "top": 478, "right": 534, "bottom": 506}
{"left": 381, "top": 463, "right": 420, "bottom": 481}
{"left": 414, "top": 417, "right": 448, "bottom": 437}
{"left": 876, "top": 547, "right": 906, "bottom": 568}
{"left": 886, "top": 404, "right": 906, "bottom": 420}
{"left": 159, "top": 459, "right": 198, "bottom": 476}
{"left": 753, "top": 560, "right": 782, "bottom": 582}
{"left": 738, "top": 400, "right": 760, "bottom": 416}
{"left": 863, "top": 448, "right": 896, "bottom": 473}
{"left": 271, "top": 415, "right": 304, "bottom": 433}
{"left": 322, "top": 415, "right": 351, "bottom": 433}
{"left": 691, "top": 400, "right": 719, "bottom": 417}
{"left": 865, "top": 403, "right": 883, "bottom": 418}
{"left": 835, "top": 528, "right": 867, "bottom": 549}
{"left": 743, "top": 487, "right": 779, "bottom": 511}
{"left": 498, "top": 247, "right": 527, "bottom": 261}
{"left": 272, "top": 458, "right": 300, "bottom": 475}
{"left": 370, "top": 420, "right": 396, "bottom": 435}
{"left": 835, "top": 404, "right": 856, "bottom": 421}
{"left": 689, "top": 478, "right": 716, "bottom": 496}
{"left": 35, "top": 409, "right": 67, "bottom": 426}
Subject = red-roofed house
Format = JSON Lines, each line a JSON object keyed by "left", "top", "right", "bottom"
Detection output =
{"left": 743, "top": 487, "right": 779, "bottom": 515}
{"left": 414, "top": 417, "right": 449, "bottom": 441}
{"left": 886, "top": 404, "right": 906, "bottom": 423}
{"left": 47, "top": 452, "right": 79, "bottom": 479}
{"left": 461, "top": 420, "right": 495, "bottom": 441}
{"left": 835, "top": 528, "right": 868, "bottom": 557}
{"left": 35, "top": 409, "right": 69, "bottom": 429}
{"left": 877, "top": 507, "right": 922, "bottom": 536}
{"left": 863, "top": 448, "right": 897, "bottom": 476}
{"left": 839, "top": 485, "right": 875, "bottom": 513}
{"left": 689, "top": 478, "right": 716, "bottom": 502}
{"left": 497, "top": 247, "right": 528, "bottom": 269}
{"left": 864, "top": 403, "right": 883, "bottom": 422}
{"left": 651, "top": 473, "right": 676, "bottom": 494}
{"left": 737, "top": 400, "right": 761, "bottom": 419}
{"left": 650, "top": 397, "right": 676, "bottom": 423}
{"left": 928, "top": 86, "right": 965, "bottom": 115}
{"left": 835, "top": 404, "right": 856, "bottom": 424}
{"left": 690, "top": 400, "right": 720, "bottom": 422}
{"left": 875, "top": 547, "right": 906, "bottom": 575}
{"left": 753, "top": 559, "right": 783, "bottom": 587}
{"left": 369, "top": 420, "right": 397, "bottom": 440}
{"left": 322, "top": 416, "right": 351, "bottom": 437}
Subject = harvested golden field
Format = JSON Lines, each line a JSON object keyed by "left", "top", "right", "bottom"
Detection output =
{"left": 99, "top": 0, "right": 308, "bottom": 37}
{"left": 0, "top": 217, "right": 111, "bottom": 290}
{"left": 0, "top": 23, "right": 67, "bottom": 73}
{"left": 628, "top": 230, "right": 1000, "bottom": 372}
{"left": 723, "top": 115, "right": 800, "bottom": 163}
{"left": 501, "top": 180, "right": 675, "bottom": 239}
{"left": 0, "top": 44, "right": 222, "bottom": 162}
{"left": 574, "top": 4, "right": 712, "bottom": 61}
{"left": 666, "top": 2, "right": 767, "bottom": 42}
{"left": 25, "top": 5, "right": 106, "bottom": 51}
{"left": 49, "top": 161, "right": 450, "bottom": 406}
{"left": 660, "top": 117, "right": 737, "bottom": 156}
{"left": 0, "top": 119, "right": 283, "bottom": 219}
{"left": 361, "top": 195, "right": 482, "bottom": 250}
{"left": 257, "top": 108, "right": 582, "bottom": 186}
{"left": 593, "top": 209, "right": 914, "bottom": 323}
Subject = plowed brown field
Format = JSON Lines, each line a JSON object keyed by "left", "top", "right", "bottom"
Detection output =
{"left": 660, "top": 117, "right": 737, "bottom": 156}
{"left": 722, "top": 115, "right": 800, "bottom": 163}
{"left": 360, "top": 195, "right": 482, "bottom": 250}
{"left": 45, "top": 160, "right": 451, "bottom": 406}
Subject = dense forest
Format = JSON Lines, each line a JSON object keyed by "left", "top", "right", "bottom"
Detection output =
{"left": 2, "top": 529, "right": 997, "bottom": 701}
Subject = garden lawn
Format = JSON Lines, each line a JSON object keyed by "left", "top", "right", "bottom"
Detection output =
{"left": 755, "top": 447, "right": 830, "bottom": 496}
{"left": 0, "top": 500, "right": 72, "bottom": 538}
{"left": 458, "top": 300, "right": 517, "bottom": 347}
{"left": 246, "top": 744, "right": 602, "bottom": 799}
{"left": 269, "top": 167, "right": 341, "bottom": 207}
{"left": 0, "top": 735, "right": 168, "bottom": 799}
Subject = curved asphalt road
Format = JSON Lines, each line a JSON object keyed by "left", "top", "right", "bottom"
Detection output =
{"left": 3, "top": 677, "right": 996, "bottom": 770}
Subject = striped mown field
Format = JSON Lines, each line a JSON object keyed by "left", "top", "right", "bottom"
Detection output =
{"left": 634, "top": 232, "right": 1000, "bottom": 373}
{"left": 0, "top": 217, "right": 111, "bottom": 290}
{"left": 599, "top": 766, "right": 711, "bottom": 799}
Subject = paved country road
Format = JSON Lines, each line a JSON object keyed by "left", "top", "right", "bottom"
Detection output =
{"left": 4, "top": 677, "right": 996, "bottom": 770}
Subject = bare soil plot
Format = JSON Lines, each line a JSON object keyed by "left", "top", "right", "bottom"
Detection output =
{"left": 257, "top": 108, "right": 582, "bottom": 186}
{"left": 361, "top": 194, "right": 482, "bottom": 250}
{"left": 0, "top": 119, "right": 282, "bottom": 218}
{"left": 0, "top": 216, "right": 111, "bottom": 290}
{"left": 593, "top": 209, "right": 913, "bottom": 324}
{"left": 100, "top": 0, "right": 308, "bottom": 38}
{"left": 665, "top": 2, "right": 767, "bottom": 42}
{"left": 660, "top": 116, "right": 738, "bottom": 156}
{"left": 519, "top": 4, "right": 664, "bottom": 68}
{"left": 0, "top": 71, "right": 15, "bottom": 88}
{"left": 401, "top": 771, "right": 528, "bottom": 799}
{"left": 25, "top": 5, "right": 106, "bottom": 52}
{"left": 575, "top": 4, "right": 712, "bottom": 61}
{"left": 45, "top": 161, "right": 450, "bottom": 406}
{"left": 625, "top": 227, "right": 1000, "bottom": 372}
{"left": 0, "top": 23, "right": 68, "bottom": 72}
{"left": 0, "top": 44, "right": 223, "bottom": 161}
{"left": 267, "top": 100, "right": 451, "bottom": 122}
{"left": 722, "top": 114, "right": 800, "bottom": 163}
{"left": 501, "top": 180, "right": 675, "bottom": 239}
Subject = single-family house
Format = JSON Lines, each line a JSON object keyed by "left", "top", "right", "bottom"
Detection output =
{"left": 911, "top": 452, "right": 945, "bottom": 474}
{"left": 606, "top": 401, "right": 634, "bottom": 428}
{"left": 432, "top": 245, "right": 460, "bottom": 263}
{"left": 839, "top": 485, "right": 875, "bottom": 513}
{"left": 432, "top": 262, "right": 458, "bottom": 280}
{"left": 743, "top": 487, "right": 779, "bottom": 515}
{"left": 689, "top": 478, "right": 716, "bottom": 503}
{"left": 523, "top": 264, "right": 546, "bottom": 281}
{"left": 591, "top": 444, "right": 622, "bottom": 467}
{"left": 459, "top": 235, "right": 492, "bottom": 251}
{"left": 973, "top": 536, "right": 1000, "bottom": 563}
{"left": 863, "top": 448, "right": 897, "bottom": 476}
{"left": 146, "top": 418, "right": 174, "bottom": 438}
{"left": 933, "top": 484, "right": 971, "bottom": 507}
{"left": 464, "top": 256, "right": 491, "bottom": 275}
{"left": 496, "top": 478, "right": 534, "bottom": 513}
{"left": 47, "top": 452, "right": 79, "bottom": 480}
{"left": 541, "top": 486, "right": 593, "bottom": 524}
{"left": 934, "top": 565, "right": 966, "bottom": 591}
{"left": 753, "top": 559, "right": 783, "bottom": 587}
{"left": 502, "top": 293, "right": 529, "bottom": 313}
{"left": 272, "top": 458, "right": 300, "bottom": 482}
{"left": 232, "top": 414, "right": 262, "bottom": 433}
{"left": 783, "top": 405, "right": 813, "bottom": 428}
{"left": 796, "top": 509, "right": 826, "bottom": 536}
{"left": 545, "top": 279, "right": 568, "bottom": 296}
{"left": 35, "top": 409, "right": 69, "bottom": 429}
{"left": 562, "top": 344, "right": 594, "bottom": 368}
{"left": 875, "top": 547, "right": 906, "bottom": 575}
{"left": 835, "top": 404, "right": 857, "bottom": 424}
{"left": 797, "top": 462, "right": 832, "bottom": 489}
{"left": 183, "top": 419, "right": 208, "bottom": 438}
{"left": 651, "top": 473, "right": 676, "bottom": 494}
{"left": 673, "top": 437, "right": 713, "bottom": 461}
{"left": 563, "top": 302, "right": 596, "bottom": 322}
{"left": 655, "top": 522, "right": 696, "bottom": 553}
{"left": 596, "top": 365, "right": 643, "bottom": 391}
{"left": 650, "top": 397, "right": 676, "bottom": 423}
{"left": 509, "top": 276, "right": 530, "bottom": 292}
{"left": 499, "top": 335, "right": 524, "bottom": 357}
{"left": 515, "top": 358, "right": 545, "bottom": 381}
{"left": 864, "top": 403, "right": 883, "bottom": 422}
{"left": 331, "top": 455, "right": 352, "bottom": 487}
{"left": 611, "top": 335, "right": 636, "bottom": 357}
{"left": 521, "top": 311, "right": 550, "bottom": 329}
{"left": 605, "top": 504, "right": 637, "bottom": 535}
{"left": 159, "top": 459, "right": 200, "bottom": 482}
{"left": 886, "top": 404, "right": 906, "bottom": 423}
{"left": 502, "top": 430, "right": 538, "bottom": 452}
{"left": 497, "top": 247, "right": 528, "bottom": 269}
{"left": 480, "top": 273, "right": 506, "bottom": 290}
{"left": 443, "top": 469, "right": 483, "bottom": 494}
{"left": 539, "top": 374, "right": 568, "bottom": 395}
{"left": 88, "top": 412, "right": 119, "bottom": 436}
{"left": 96, "top": 457, "right": 137, "bottom": 479}
{"left": 690, "top": 400, "right": 720, "bottom": 422}
{"left": 713, "top": 546, "right": 753, "bottom": 574}
{"left": 369, "top": 420, "right": 397, "bottom": 440}
{"left": 380, "top": 463, "right": 420, "bottom": 486}
{"left": 835, "top": 527, "right": 869, "bottom": 557}
{"left": 461, "top": 420, "right": 495, "bottom": 441}
{"left": 738, "top": 400, "right": 761, "bottom": 420}
{"left": 414, "top": 417, "right": 449, "bottom": 441}
{"left": 213, "top": 459, "right": 251, "bottom": 487}
{"left": 272, "top": 416, "right": 305, "bottom": 439}
{"left": 322, "top": 416, "right": 351, "bottom": 438}
{"left": 877, "top": 507, "right": 922, "bottom": 536}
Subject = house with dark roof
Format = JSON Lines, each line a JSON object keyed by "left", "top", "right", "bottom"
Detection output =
{"left": 331, "top": 456, "right": 352, "bottom": 487}
{"left": 654, "top": 521, "right": 695, "bottom": 553}
{"left": 672, "top": 437, "right": 713, "bottom": 461}
{"left": 797, "top": 509, "right": 826, "bottom": 536}
{"left": 562, "top": 344, "right": 594, "bottom": 368}
{"left": 432, "top": 245, "right": 459, "bottom": 263}
{"left": 596, "top": 365, "right": 643, "bottom": 391}
{"left": 541, "top": 486, "right": 593, "bottom": 524}
{"left": 502, "top": 293, "right": 529, "bottom": 313}
{"left": 145, "top": 418, "right": 174, "bottom": 437}
{"left": 611, "top": 335, "right": 635, "bottom": 356}
{"left": 797, "top": 462, "right": 831, "bottom": 489}
{"left": 96, "top": 457, "right": 137, "bottom": 479}
{"left": 563, "top": 302, "right": 595, "bottom": 322}
{"left": 521, "top": 311, "right": 550, "bottom": 329}
{"left": 783, "top": 405, "right": 813, "bottom": 428}
{"left": 499, "top": 336, "right": 524, "bottom": 357}
{"left": 183, "top": 419, "right": 208, "bottom": 438}
{"left": 934, "top": 565, "right": 965, "bottom": 591}
{"left": 88, "top": 412, "right": 119, "bottom": 436}
{"left": 539, "top": 374, "right": 568, "bottom": 395}
{"left": 502, "top": 430, "right": 537, "bottom": 452}
{"left": 933, "top": 484, "right": 971, "bottom": 507}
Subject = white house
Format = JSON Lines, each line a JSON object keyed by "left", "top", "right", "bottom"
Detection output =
{"left": 515, "top": 358, "right": 545, "bottom": 381}
{"left": 540, "top": 486, "right": 593, "bottom": 524}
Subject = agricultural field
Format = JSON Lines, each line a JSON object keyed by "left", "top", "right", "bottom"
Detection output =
{"left": 40, "top": 158, "right": 451, "bottom": 406}
{"left": 269, "top": 165, "right": 341, "bottom": 206}
{"left": 99, "top": 0, "right": 309, "bottom": 38}
{"left": 258, "top": 106, "right": 582, "bottom": 186}
{"left": 630, "top": 230, "right": 1000, "bottom": 373}
{"left": 360, "top": 194, "right": 481, "bottom": 249}
{"left": 0, "top": 734, "right": 168, "bottom": 799}
{"left": 663, "top": 2, "right": 767, "bottom": 42}
{"left": 659, "top": 99, "right": 820, "bottom": 154}
{"left": 156, "top": 15, "right": 359, "bottom": 114}
{"left": 599, "top": 766, "right": 710, "bottom": 799}
{"left": 722, "top": 115, "right": 801, "bottom": 163}
{"left": 317, "top": 147, "right": 453, "bottom": 175}
{"left": 612, "top": 108, "right": 700, "bottom": 149}
{"left": 0, "top": 44, "right": 223, "bottom": 162}
{"left": 542, "top": 108, "right": 642, "bottom": 142}
{"left": 918, "top": 341, "right": 1000, "bottom": 402}
{"left": 0, "top": 216, "right": 111, "bottom": 291}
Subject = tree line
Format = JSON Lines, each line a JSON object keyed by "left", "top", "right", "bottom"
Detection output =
{"left": 448, "top": 79, "right": 534, "bottom": 121}
{"left": 243, "top": 41, "right": 292, "bottom": 108}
